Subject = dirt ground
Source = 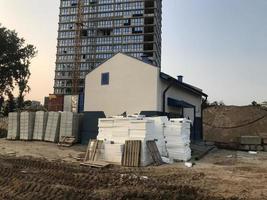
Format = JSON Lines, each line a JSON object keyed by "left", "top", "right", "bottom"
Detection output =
{"left": 0, "top": 139, "right": 267, "bottom": 200}
{"left": 203, "top": 106, "right": 267, "bottom": 143}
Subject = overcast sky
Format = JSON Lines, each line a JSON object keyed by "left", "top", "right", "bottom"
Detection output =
{"left": 0, "top": 0, "right": 266, "bottom": 105}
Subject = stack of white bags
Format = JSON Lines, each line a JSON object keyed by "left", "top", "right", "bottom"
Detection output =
{"left": 97, "top": 116, "right": 192, "bottom": 166}
{"left": 164, "top": 118, "right": 191, "bottom": 161}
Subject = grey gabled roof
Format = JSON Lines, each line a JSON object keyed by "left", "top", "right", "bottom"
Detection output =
{"left": 160, "top": 72, "right": 208, "bottom": 97}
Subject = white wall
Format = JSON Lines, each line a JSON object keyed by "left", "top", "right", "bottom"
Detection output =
{"left": 157, "top": 79, "right": 202, "bottom": 122}
{"left": 84, "top": 53, "right": 159, "bottom": 117}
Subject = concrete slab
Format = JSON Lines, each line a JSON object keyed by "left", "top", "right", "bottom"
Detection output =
{"left": 240, "top": 136, "right": 262, "bottom": 145}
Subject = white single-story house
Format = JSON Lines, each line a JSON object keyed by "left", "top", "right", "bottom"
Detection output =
{"left": 84, "top": 53, "right": 208, "bottom": 140}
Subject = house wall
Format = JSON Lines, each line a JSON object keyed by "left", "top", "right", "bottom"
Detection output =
{"left": 84, "top": 54, "right": 159, "bottom": 117}
{"left": 157, "top": 79, "right": 202, "bottom": 122}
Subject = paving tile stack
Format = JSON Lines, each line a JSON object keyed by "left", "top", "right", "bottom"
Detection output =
{"left": 59, "top": 112, "right": 80, "bottom": 139}
{"left": 7, "top": 112, "right": 20, "bottom": 140}
{"left": 44, "top": 112, "right": 61, "bottom": 142}
{"left": 164, "top": 118, "right": 192, "bottom": 161}
{"left": 20, "top": 112, "right": 36, "bottom": 140}
{"left": 33, "top": 111, "right": 48, "bottom": 141}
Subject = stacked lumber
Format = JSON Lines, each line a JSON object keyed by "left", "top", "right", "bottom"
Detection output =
{"left": 164, "top": 118, "right": 192, "bottom": 161}
{"left": 20, "top": 112, "right": 35, "bottom": 140}
{"left": 7, "top": 112, "right": 20, "bottom": 140}
{"left": 44, "top": 112, "right": 61, "bottom": 142}
{"left": 33, "top": 111, "right": 48, "bottom": 140}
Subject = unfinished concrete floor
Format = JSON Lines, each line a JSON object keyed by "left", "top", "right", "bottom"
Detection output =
{"left": 0, "top": 138, "right": 267, "bottom": 199}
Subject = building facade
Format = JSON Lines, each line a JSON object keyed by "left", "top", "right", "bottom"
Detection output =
{"left": 54, "top": 0, "right": 162, "bottom": 95}
{"left": 84, "top": 53, "right": 208, "bottom": 140}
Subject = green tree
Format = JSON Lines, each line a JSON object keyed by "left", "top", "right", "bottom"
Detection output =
{"left": 0, "top": 24, "right": 37, "bottom": 111}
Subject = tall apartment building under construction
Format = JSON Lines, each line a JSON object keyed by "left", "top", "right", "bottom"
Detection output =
{"left": 54, "top": 0, "right": 162, "bottom": 95}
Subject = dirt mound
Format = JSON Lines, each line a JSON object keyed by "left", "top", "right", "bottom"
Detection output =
{"left": 0, "top": 156, "right": 240, "bottom": 200}
{"left": 203, "top": 106, "right": 267, "bottom": 143}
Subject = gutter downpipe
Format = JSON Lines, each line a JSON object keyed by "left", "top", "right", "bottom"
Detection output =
{"left": 162, "top": 80, "right": 175, "bottom": 115}
{"left": 200, "top": 96, "right": 208, "bottom": 140}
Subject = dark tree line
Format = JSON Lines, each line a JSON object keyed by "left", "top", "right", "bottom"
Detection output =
{"left": 0, "top": 24, "right": 37, "bottom": 116}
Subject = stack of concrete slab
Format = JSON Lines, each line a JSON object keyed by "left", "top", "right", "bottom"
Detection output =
{"left": 104, "top": 143, "right": 124, "bottom": 164}
{"left": 59, "top": 112, "right": 79, "bottom": 139}
{"left": 147, "top": 116, "right": 168, "bottom": 157}
{"left": 44, "top": 112, "right": 61, "bottom": 142}
{"left": 98, "top": 116, "right": 157, "bottom": 166}
{"left": 7, "top": 112, "right": 20, "bottom": 140}
{"left": 33, "top": 111, "right": 48, "bottom": 140}
{"left": 20, "top": 112, "right": 35, "bottom": 140}
{"left": 164, "top": 118, "right": 192, "bottom": 161}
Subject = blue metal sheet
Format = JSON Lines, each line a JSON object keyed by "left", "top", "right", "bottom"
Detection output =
{"left": 167, "top": 97, "right": 195, "bottom": 108}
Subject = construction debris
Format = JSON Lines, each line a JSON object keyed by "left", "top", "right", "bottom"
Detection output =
{"left": 185, "top": 162, "right": 193, "bottom": 168}
{"left": 58, "top": 136, "right": 76, "bottom": 147}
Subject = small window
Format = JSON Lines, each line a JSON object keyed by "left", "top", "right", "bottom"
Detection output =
{"left": 101, "top": 72, "right": 109, "bottom": 85}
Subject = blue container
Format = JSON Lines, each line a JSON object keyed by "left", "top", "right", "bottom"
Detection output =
{"left": 79, "top": 111, "right": 106, "bottom": 145}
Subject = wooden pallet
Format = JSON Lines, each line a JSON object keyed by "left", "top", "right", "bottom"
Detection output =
{"left": 146, "top": 140, "right": 164, "bottom": 166}
{"left": 58, "top": 136, "right": 76, "bottom": 147}
{"left": 81, "top": 139, "right": 108, "bottom": 168}
{"left": 122, "top": 140, "right": 141, "bottom": 167}
{"left": 84, "top": 139, "right": 103, "bottom": 162}
{"left": 80, "top": 160, "right": 109, "bottom": 168}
